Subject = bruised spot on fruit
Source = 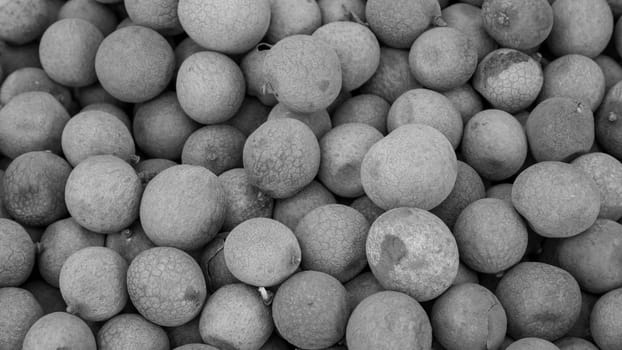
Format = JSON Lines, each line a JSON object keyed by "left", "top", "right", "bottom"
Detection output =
{"left": 184, "top": 287, "right": 202, "bottom": 307}
{"left": 481, "top": 50, "right": 530, "bottom": 79}
{"left": 380, "top": 235, "right": 407, "bottom": 269}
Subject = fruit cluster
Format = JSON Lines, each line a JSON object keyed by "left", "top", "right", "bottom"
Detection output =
{"left": 1, "top": 0, "right": 621, "bottom": 349}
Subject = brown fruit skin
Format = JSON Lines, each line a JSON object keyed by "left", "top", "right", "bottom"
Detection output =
{"left": 3, "top": 151, "right": 71, "bottom": 227}
{"left": 98, "top": 313, "right": 169, "bottom": 350}
{"left": 272, "top": 181, "right": 336, "bottom": 231}
{"left": 359, "top": 47, "right": 420, "bottom": 103}
{"left": 596, "top": 80, "right": 622, "bottom": 160}
{"left": 482, "top": 0, "right": 553, "bottom": 51}
{"left": 181, "top": 125, "right": 245, "bottom": 176}
{"left": 346, "top": 291, "right": 432, "bottom": 350}
{"left": 95, "top": 26, "right": 174, "bottom": 103}
{"left": 0, "top": 287, "right": 44, "bottom": 350}
{"left": 365, "top": 0, "right": 441, "bottom": 49}
{"left": 442, "top": 3, "right": 497, "bottom": 61}
{"left": 272, "top": 271, "right": 349, "bottom": 350}
{"left": 548, "top": 0, "right": 613, "bottom": 58}
{"left": 511, "top": 161, "right": 601, "bottom": 238}
{"left": 366, "top": 207, "right": 459, "bottom": 302}
{"left": 0, "top": 67, "right": 72, "bottom": 109}
{"left": 58, "top": 0, "right": 118, "bottom": 36}
{"left": 496, "top": 262, "right": 582, "bottom": 341}
{"left": 554, "top": 337, "right": 599, "bottom": 350}
{"left": 0, "top": 91, "right": 70, "bottom": 159}
{"left": 431, "top": 283, "right": 507, "bottom": 350}
{"left": 332, "top": 94, "right": 389, "bottom": 134}
{"left": 506, "top": 338, "right": 560, "bottom": 350}
{"left": 0, "top": 219, "right": 35, "bottom": 287}
{"left": 590, "top": 287, "right": 622, "bottom": 350}
{"left": 572, "top": 153, "right": 622, "bottom": 221}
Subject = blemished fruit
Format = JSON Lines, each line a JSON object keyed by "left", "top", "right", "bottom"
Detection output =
{"left": 177, "top": 0, "right": 271, "bottom": 55}
{"left": 266, "top": 103, "right": 332, "bottom": 139}
{"left": 366, "top": 207, "right": 459, "bottom": 301}
{"left": 506, "top": 338, "right": 561, "bottom": 350}
{"left": 496, "top": 262, "right": 582, "bottom": 340}
{"left": 0, "top": 287, "right": 44, "bottom": 350}
{"left": 181, "top": 125, "right": 245, "bottom": 175}
{"left": 442, "top": 3, "right": 497, "bottom": 61}
{"left": 263, "top": 35, "right": 342, "bottom": 114}
{"left": 361, "top": 124, "right": 458, "bottom": 210}
{"left": 0, "top": 218, "right": 35, "bottom": 287}
{"left": 218, "top": 168, "right": 274, "bottom": 231}
{"left": 97, "top": 313, "right": 169, "bottom": 350}
{"left": 590, "top": 287, "right": 622, "bottom": 350}
{"left": 572, "top": 152, "right": 622, "bottom": 221}
{"left": 359, "top": 47, "right": 420, "bottom": 103}
{"left": 267, "top": 0, "right": 322, "bottom": 44}
{"left": 2, "top": 151, "right": 71, "bottom": 226}
{"left": 198, "top": 284, "right": 273, "bottom": 350}
{"left": 0, "top": 67, "right": 72, "bottom": 109}
{"left": 224, "top": 218, "right": 301, "bottom": 287}
{"left": 431, "top": 283, "right": 507, "bottom": 350}
{"left": 346, "top": 291, "right": 432, "bottom": 350}
{"left": 331, "top": 94, "right": 390, "bottom": 134}
{"left": 272, "top": 180, "right": 336, "bottom": 231}
{"left": 139, "top": 165, "right": 226, "bottom": 250}
{"left": 127, "top": 247, "right": 207, "bottom": 327}
{"left": 22, "top": 312, "right": 96, "bottom": 350}
{"left": 272, "top": 271, "right": 349, "bottom": 349}
{"left": 65, "top": 155, "right": 142, "bottom": 234}
{"left": 511, "top": 161, "right": 601, "bottom": 238}
{"left": 105, "top": 221, "right": 156, "bottom": 263}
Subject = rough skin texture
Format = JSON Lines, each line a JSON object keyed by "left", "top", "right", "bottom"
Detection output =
{"left": 473, "top": 48, "right": 543, "bottom": 113}
{"left": 359, "top": 47, "right": 420, "bottom": 103}
{"left": 272, "top": 181, "right": 336, "bottom": 230}
{"left": 264, "top": 35, "right": 342, "bottom": 113}
{"left": 133, "top": 92, "right": 200, "bottom": 160}
{"left": 272, "top": 271, "right": 349, "bottom": 349}
{"left": 442, "top": 84, "right": 484, "bottom": 124}
{"left": 506, "top": 338, "right": 561, "bottom": 350}
{"left": 105, "top": 221, "right": 156, "bottom": 263}
{"left": 22, "top": 312, "right": 96, "bottom": 350}
{"left": 176, "top": 51, "right": 245, "bottom": 124}
{"left": 2, "top": 151, "right": 71, "bottom": 226}
{"left": 38, "top": 217, "right": 105, "bottom": 287}
{"left": 217, "top": 168, "right": 274, "bottom": 232}
{"left": 95, "top": 26, "right": 174, "bottom": 103}
{"left": 198, "top": 284, "right": 273, "bottom": 350}
{"left": 496, "top": 262, "right": 582, "bottom": 341}
{"left": 332, "top": 94, "right": 390, "bottom": 134}
{"left": 166, "top": 317, "right": 203, "bottom": 348}
{"left": 511, "top": 161, "right": 600, "bottom": 238}
{"left": 442, "top": 3, "right": 497, "bottom": 61}
{"left": 0, "top": 0, "right": 51, "bottom": 45}
{"left": 178, "top": 0, "right": 271, "bottom": 54}
{"left": 22, "top": 279, "right": 67, "bottom": 315}
{"left": 0, "top": 67, "right": 72, "bottom": 108}
{"left": 346, "top": 291, "right": 432, "bottom": 350}
{"left": 59, "top": 247, "right": 128, "bottom": 321}
{"left": 590, "top": 287, "right": 622, "bottom": 350}
{"left": 0, "top": 219, "right": 35, "bottom": 287}
{"left": 224, "top": 218, "right": 301, "bottom": 287}
{"left": 58, "top": 0, "right": 118, "bottom": 36}
{"left": 318, "top": 123, "right": 383, "bottom": 198}
{"left": 134, "top": 159, "right": 177, "bottom": 185}
{"left": 572, "top": 153, "right": 622, "bottom": 221}
{"left": 139, "top": 165, "right": 226, "bottom": 250}
{"left": 431, "top": 283, "right": 507, "bottom": 350}
{"left": 199, "top": 233, "right": 240, "bottom": 293}
{"left": 387, "top": 88, "right": 463, "bottom": 149}
{"left": 482, "top": 0, "right": 553, "bottom": 50}
{"left": 595, "top": 55, "right": 622, "bottom": 91}
{"left": 82, "top": 103, "right": 131, "bottom": 132}
{"left": 318, "top": 0, "right": 366, "bottom": 24}
{"left": 366, "top": 208, "right": 459, "bottom": 301}
{"left": 344, "top": 272, "right": 385, "bottom": 310}
{"left": 125, "top": 0, "right": 182, "bottom": 34}
{"left": 267, "top": 103, "right": 332, "bottom": 139}
{"left": 182, "top": 125, "right": 245, "bottom": 175}
{"left": 596, "top": 80, "right": 622, "bottom": 160}
{"left": 566, "top": 291, "right": 598, "bottom": 339}
{"left": 65, "top": 155, "right": 142, "bottom": 234}
{"left": 240, "top": 45, "right": 278, "bottom": 106}
{"left": 0, "top": 91, "right": 70, "bottom": 159}
{"left": 243, "top": 118, "right": 320, "bottom": 199}
{"left": 360, "top": 124, "right": 458, "bottom": 210}
{"left": 554, "top": 337, "right": 599, "bottom": 350}
{"left": 61, "top": 110, "right": 136, "bottom": 166}
{"left": 0, "top": 287, "right": 43, "bottom": 350}
{"left": 127, "top": 247, "right": 207, "bottom": 327}
{"left": 98, "top": 313, "right": 169, "bottom": 350}
{"left": 453, "top": 198, "right": 528, "bottom": 273}
{"left": 294, "top": 204, "right": 370, "bottom": 282}
{"left": 267, "top": 0, "right": 322, "bottom": 44}
{"left": 526, "top": 97, "right": 595, "bottom": 162}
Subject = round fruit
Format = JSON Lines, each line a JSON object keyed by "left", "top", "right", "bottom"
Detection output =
{"left": 596, "top": 80, "right": 622, "bottom": 160}
{"left": 526, "top": 97, "right": 594, "bottom": 162}
{"left": 408, "top": 27, "right": 477, "bottom": 91}
{"left": 267, "top": 0, "right": 322, "bottom": 43}
{"left": 554, "top": 337, "right": 599, "bottom": 350}
{"left": 22, "top": 279, "right": 66, "bottom": 315}
{"left": 181, "top": 125, "right": 245, "bottom": 175}
{"left": 225, "top": 97, "right": 271, "bottom": 136}
{"left": 0, "top": 218, "right": 35, "bottom": 287}
{"left": 58, "top": 0, "right": 118, "bottom": 36}
{"left": 22, "top": 312, "right": 96, "bottom": 350}
{"left": 496, "top": 262, "right": 582, "bottom": 340}
{"left": 473, "top": 48, "right": 543, "bottom": 113}
{"left": 243, "top": 118, "right": 320, "bottom": 199}
{"left": 361, "top": 124, "right": 457, "bottom": 210}
{"left": 482, "top": 0, "right": 553, "bottom": 50}
{"left": 2, "top": 151, "right": 71, "bottom": 226}
{"left": 332, "top": 94, "right": 389, "bottom": 134}
{"left": 140, "top": 165, "right": 226, "bottom": 250}
{"left": 442, "top": 3, "right": 497, "bottom": 61}
{"left": 0, "top": 287, "right": 43, "bottom": 350}
{"left": 198, "top": 284, "right": 273, "bottom": 350}
{"left": 178, "top": 0, "right": 271, "bottom": 54}
{"left": 344, "top": 272, "right": 385, "bottom": 310}
{"left": 572, "top": 153, "right": 622, "bottom": 221}
{"left": 267, "top": 103, "right": 332, "bottom": 139}
{"left": 166, "top": 317, "right": 203, "bottom": 348}
{"left": 431, "top": 283, "right": 507, "bottom": 350}
{"left": 506, "top": 338, "right": 560, "bottom": 350}
{"left": 105, "top": 221, "right": 156, "bottom": 263}
{"left": 366, "top": 207, "right": 459, "bottom": 301}
{"left": 590, "top": 287, "right": 622, "bottom": 350}
{"left": 124, "top": 0, "right": 182, "bottom": 34}
{"left": 0, "top": 67, "right": 72, "bottom": 108}
{"left": 452, "top": 263, "right": 480, "bottom": 286}
{"left": 98, "top": 313, "right": 169, "bottom": 350}
{"left": 127, "top": 247, "right": 207, "bottom": 327}
{"left": 272, "top": 271, "right": 349, "bottom": 349}
{"left": 199, "top": 233, "right": 239, "bottom": 293}
{"left": 346, "top": 291, "right": 432, "bottom": 350}
{"left": 566, "top": 291, "right": 598, "bottom": 339}
{"left": 38, "top": 217, "right": 105, "bottom": 287}
{"left": 0, "top": 0, "right": 52, "bottom": 45}
{"left": 272, "top": 181, "right": 336, "bottom": 231}
{"left": 174, "top": 38, "right": 205, "bottom": 77}
{"left": 359, "top": 48, "right": 420, "bottom": 103}
{"left": 65, "top": 155, "right": 142, "bottom": 234}
{"left": 134, "top": 159, "right": 177, "bottom": 185}
{"left": 81, "top": 103, "right": 131, "bottom": 132}
{"left": 441, "top": 84, "right": 485, "bottom": 124}
{"left": 0, "top": 91, "right": 69, "bottom": 159}
{"left": 176, "top": 51, "right": 245, "bottom": 125}
{"left": 318, "top": 0, "right": 366, "bottom": 24}
{"left": 511, "top": 161, "right": 600, "bottom": 238}
{"left": 595, "top": 55, "right": 622, "bottom": 91}
{"left": 239, "top": 44, "right": 278, "bottom": 107}
{"left": 224, "top": 218, "right": 301, "bottom": 287}
{"left": 61, "top": 110, "right": 136, "bottom": 166}
{"left": 95, "top": 25, "right": 174, "bottom": 103}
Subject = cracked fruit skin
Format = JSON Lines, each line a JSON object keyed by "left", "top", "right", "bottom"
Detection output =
{"left": 346, "top": 291, "right": 432, "bottom": 350}
{"left": 366, "top": 207, "right": 459, "bottom": 302}
{"left": 431, "top": 283, "right": 507, "bottom": 350}
{"left": 127, "top": 247, "right": 207, "bottom": 327}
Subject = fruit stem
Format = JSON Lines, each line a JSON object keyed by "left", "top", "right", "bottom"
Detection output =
{"left": 576, "top": 102, "right": 584, "bottom": 114}
{"left": 432, "top": 16, "right": 447, "bottom": 27}
{"left": 35, "top": 242, "right": 43, "bottom": 254}
{"left": 609, "top": 112, "right": 619, "bottom": 122}
{"left": 258, "top": 287, "right": 274, "bottom": 305}
{"left": 129, "top": 154, "right": 140, "bottom": 165}
{"left": 495, "top": 11, "right": 510, "bottom": 26}
{"left": 122, "top": 228, "right": 132, "bottom": 239}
